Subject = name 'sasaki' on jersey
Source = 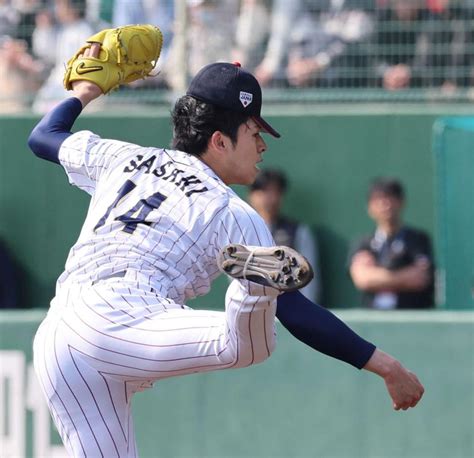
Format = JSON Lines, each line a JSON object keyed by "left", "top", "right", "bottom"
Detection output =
{"left": 91, "top": 149, "right": 212, "bottom": 236}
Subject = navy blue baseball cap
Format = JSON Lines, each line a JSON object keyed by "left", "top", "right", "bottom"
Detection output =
{"left": 187, "top": 62, "right": 281, "bottom": 138}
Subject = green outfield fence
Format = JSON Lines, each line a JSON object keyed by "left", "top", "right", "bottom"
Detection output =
{"left": 1, "top": 108, "right": 474, "bottom": 310}
{"left": 1, "top": 309, "right": 473, "bottom": 458}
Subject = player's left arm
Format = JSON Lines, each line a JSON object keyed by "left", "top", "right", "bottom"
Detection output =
{"left": 276, "top": 291, "right": 376, "bottom": 369}
{"left": 363, "top": 348, "right": 424, "bottom": 410}
{"left": 276, "top": 291, "right": 424, "bottom": 410}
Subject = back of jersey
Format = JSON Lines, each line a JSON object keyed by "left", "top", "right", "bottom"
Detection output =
{"left": 56, "top": 130, "right": 235, "bottom": 304}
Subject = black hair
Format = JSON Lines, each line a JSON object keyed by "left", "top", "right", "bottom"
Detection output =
{"left": 250, "top": 168, "right": 288, "bottom": 193}
{"left": 368, "top": 177, "right": 405, "bottom": 201}
{"left": 171, "top": 95, "right": 250, "bottom": 157}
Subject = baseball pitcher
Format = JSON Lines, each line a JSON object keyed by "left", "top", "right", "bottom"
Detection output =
{"left": 28, "top": 25, "right": 424, "bottom": 457}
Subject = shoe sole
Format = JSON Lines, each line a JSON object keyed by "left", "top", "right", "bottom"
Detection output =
{"left": 218, "top": 244, "right": 314, "bottom": 292}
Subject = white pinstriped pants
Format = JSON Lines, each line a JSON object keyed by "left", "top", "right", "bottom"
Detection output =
{"left": 33, "top": 280, "right": 277, "bottom": 458}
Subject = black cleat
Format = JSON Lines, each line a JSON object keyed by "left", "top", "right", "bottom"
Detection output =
{"left": 217, "top": 244, "right": 314, "bottom": 292}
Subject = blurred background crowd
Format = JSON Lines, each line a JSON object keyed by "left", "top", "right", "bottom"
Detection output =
{"left": 1, "top": 0, "right": 474, "bottom": 112}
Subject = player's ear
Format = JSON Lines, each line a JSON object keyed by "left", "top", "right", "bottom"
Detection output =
{"left": 209, "top": 131, "right": 231, "bottom": 153}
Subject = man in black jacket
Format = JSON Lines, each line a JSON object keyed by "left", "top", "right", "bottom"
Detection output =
{"left": 349, "top": 178, "right": 435, "bottom": 309}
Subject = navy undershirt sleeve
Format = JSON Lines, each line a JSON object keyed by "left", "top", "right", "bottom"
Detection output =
{"left": 27, "top": 97, "right": 83, "bottom": 164}
{"left": 276, "top": 291, "right": 376, "bottom": 369}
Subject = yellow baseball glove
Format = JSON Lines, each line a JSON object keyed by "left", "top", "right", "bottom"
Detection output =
{"left": 63, "top": 24, "right": 163, "bottom": 94}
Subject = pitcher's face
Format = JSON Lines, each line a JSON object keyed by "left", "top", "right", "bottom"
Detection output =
{"left": 225, "top": 120, "right": 267, "bottom": 185}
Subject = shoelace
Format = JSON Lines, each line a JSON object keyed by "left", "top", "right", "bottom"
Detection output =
{"left": 242, "top": 248, "right": 258, "bottom": 280}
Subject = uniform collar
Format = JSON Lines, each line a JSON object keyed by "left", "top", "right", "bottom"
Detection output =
{"left": 374, "top": 226, "right": 406, "bottom": 243}
{"left": 166, "top": 148, "right": 224, "bottom": 184}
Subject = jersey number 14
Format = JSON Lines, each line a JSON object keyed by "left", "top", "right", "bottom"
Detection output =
{"left": 94, "top": 179, "right": 167, "bottom": 234}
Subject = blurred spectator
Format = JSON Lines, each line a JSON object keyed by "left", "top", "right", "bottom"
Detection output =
{"left": 421, "top": 0, "right": 474, "bottom": 91}
{"left": 1, "top": 0, "right": 472, "bottom": 103}
{"left": 187, "top": 0, "right": 239, "bottom": 75}
{"left": 113, "top": 0, "right": 173, "bottom": 45}
{"left": 32, "top": 0, "right": 95, "bottom": 112}
{"left": 348, "top": 178, "right": 435, "bottom": 309}
{"left": 232, "top": 0, "right": 271, "bottom": 72}
{"left": 248, "top": 169, "right": 322, "bottom": 303}
{"left": 287, "top": 0, "right": 374, "bottom": 88}
{"left": 253, "top": 0, "right": 296, "bottom": 86}
{"left": 166, "top": 0, "right": 270, "bottom": 90}
{"left": 0, "top": 36, "right": 44, "bottom": 112}
{"left": 11, "top": 0, "right": 43, "bottom": 48}
{"left": 254, "top": 0, "right": 374, "bottom": 88}
{"left": 0, "top": 0, "right": 20, "bottom": 38}
{"left": 0, "top": 0, "right": 46, "bottom": 112}
{"left": 371, "top": 0, "right": 474, "bottom": 91}
{"left": 165, "top": 0, "right": 239, "bottom": 90}
{"left": 371, "top": 0, "right": 428, "bottom": 90}
{"left": 112, "top": 0, "right": 174, "bottom": 85}
{"left": 31, "top": 7, "right": 57, "bottom": 69}
{"left": 0, "top": 238, "right": 19, "bottom": 309}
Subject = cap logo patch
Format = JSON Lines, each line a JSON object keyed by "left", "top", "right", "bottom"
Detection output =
{"left": 239, "top": 91, "right": 253, "bottom": 107}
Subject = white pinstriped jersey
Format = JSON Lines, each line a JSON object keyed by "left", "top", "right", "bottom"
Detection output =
{"left": 56, "top": 130, "right": 275, "bottom": 305}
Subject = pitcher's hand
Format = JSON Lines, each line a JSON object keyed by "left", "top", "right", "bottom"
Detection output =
{"left": 364, "top": 349, "right": 424, "bottom": 410}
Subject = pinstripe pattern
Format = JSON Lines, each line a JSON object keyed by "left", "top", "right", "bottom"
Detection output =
{"left": 33, "top": 131, "right": 279, "bottom": 457}
{"left": 34, "top": 281, "right": 277, "bottom": 457}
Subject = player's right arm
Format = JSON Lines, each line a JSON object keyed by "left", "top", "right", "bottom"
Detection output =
{"left": 69, "top": 44, "right": 103, "bottom": 107}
